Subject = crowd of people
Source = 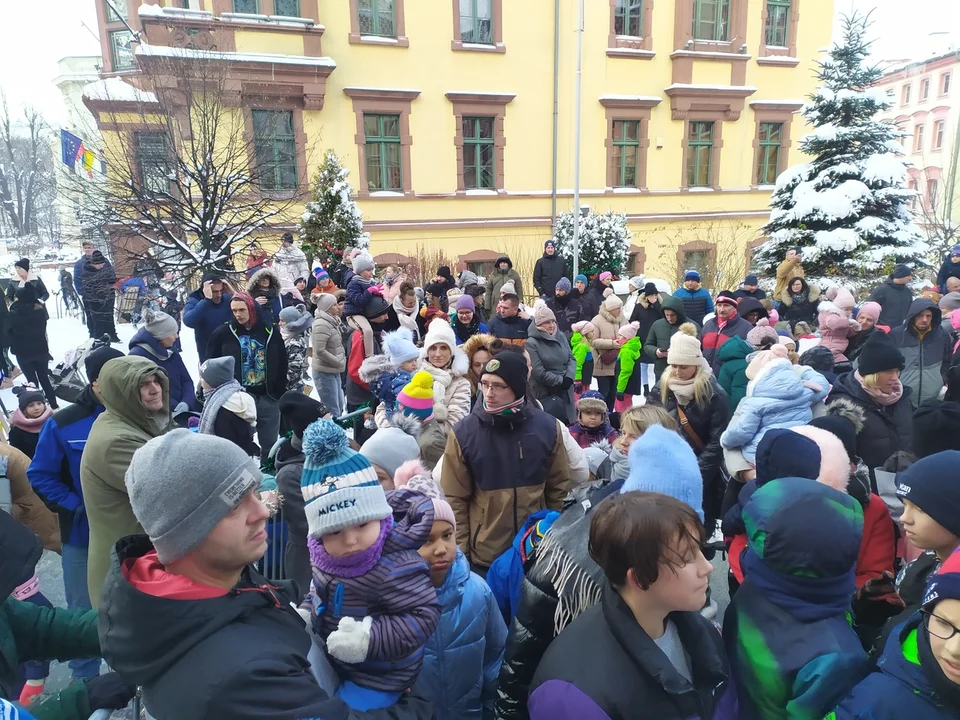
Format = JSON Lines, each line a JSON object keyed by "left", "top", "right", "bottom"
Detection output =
{"left": 3, "top": 237, "right": 960, "bottom": 719}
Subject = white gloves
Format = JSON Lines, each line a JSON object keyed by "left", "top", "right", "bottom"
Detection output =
{"left": 326, "top": 615, "right": 372, "bottom": 664}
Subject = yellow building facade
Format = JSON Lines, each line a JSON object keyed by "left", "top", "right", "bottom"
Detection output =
{"left": 89, "top": 0, "right": 833, "bottom": 289}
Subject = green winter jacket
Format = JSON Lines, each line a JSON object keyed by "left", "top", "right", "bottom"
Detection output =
{"left": 717, "top": 336, "right": 753, "bottom": 412}
{"left": 1, "top": 598, "right": 100, "bottom": 720}
{"left": 570, "top": 332, "right": 593, "bottom": 381}
{"left": 616, "top": 337, "right": 642, "bottom": 393}
{"left": 643, "top": 295, "right": 697, "bottom": 380}
{"left": 80, "top": 356, "right": 172, "bottom": 608}
{"left": 483, "top": 257, "right": 524, "bottom": 309}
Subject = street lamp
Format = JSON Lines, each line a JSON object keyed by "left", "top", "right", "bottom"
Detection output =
{"left": 571, "top": 0, "right": 584, "bottom": 279}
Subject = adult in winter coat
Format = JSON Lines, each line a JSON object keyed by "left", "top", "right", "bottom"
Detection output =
{"left": 245, "top": 266, "right": 283, "bottom": 327}
{"left": 8, "top": 282, "right": 57, "bottom": 408}
{"left": 936, "top": 245, "right": 960, "bottom": 293}
{"left": 722, "top": 477, "right": 870, "bottom": 720}
{"left": 80, "top": 356, "right": 171, "bottom": 609}
{"left": 717, "top": 336, "right": 753, "bottom": 413}
{"left": 629, "top": 283, "right": 663, "bottom": 346}
{"left": 310, "top": 293, "right": 346, "bottom": 417}
{"left": 526, "top": 306, "right": 576, "bottom": 424}
{"left": 9, "top": 259, "right": 49, "bottom": 304}
{"left": 779, "top": 276, "right": 821, "bottom": 331}
{"left": 544, "top": 278, "right": 583, "bottom": 335}
{"left": 183, "top": 273, "right": 234, "bottom": 364}
{"left": 79, "top": 251, "right": 118, "bottom": 342}
{"left": 890, "top": 297, "right": 952, "bottom": 408}
{"left": 673, "top": 270, "right": 714, "bottom": 326}
{"left": 272, "top": 233, "right": 310, "bottom": 285}
{"left": 735, "top": 296, "right": 768, "bottom": 326}
{"left": 440, "top": 351, "right": 571, "bottom": 573}
{"left": 733, "top": 274, "right": 767, "bottom": 302}
{"left": 577, "top": 276, "right": 603, "bottom": 321}
{"left": 643, "top": 294, "right": 693, "bottom": 381}
{"left": 450, "top": 294, "right": 488, "bottom": 345}
{"left": 867, "top": 264, "right": 915, "bottom": 329}
{"left": 827, "top": 329, "right": 914, "bottom": 476}
{"left": 527, "top": 493, "right": 728, "bottom": 720}
{"left": 701, "top": 295, "right": 752, "bottom": 373}
{"left": 819, "top": 288, "right": 862, "bottom": 362}
{"left": 773, "top": 248, "right": 804, "bottom": 300}
{"left": 197, "top": 357, "right": 258, "bottom": 458}
{"left": 128, "top": 309, "right": 197, "bottom": 411}
{"left": 2, "top": 442, "right": 60, "bottom": 555}
{"left": 590, "top": 295, "right": 628, "bottom": 409}
{"left": 418, "top": 319, "right": 472, "bottom": 434}
{"left": 533, "top": 240, "right": 567, "bottom": 299}
{"left": 847, "top": 301, "right": 883, "bottom": 364}
{"left": 484, "top": 255, "right": 524, "bottom": 310}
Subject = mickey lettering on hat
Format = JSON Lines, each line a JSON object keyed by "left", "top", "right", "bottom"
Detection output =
{"left": 316, "top": 498, "right": 358, "bottom": 516}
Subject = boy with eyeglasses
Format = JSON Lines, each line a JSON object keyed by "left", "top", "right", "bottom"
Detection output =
{"left": 826, "top": 548, "right": 960, "bottom": 718}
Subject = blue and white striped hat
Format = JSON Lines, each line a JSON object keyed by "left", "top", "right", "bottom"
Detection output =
{"left": 301, "top": 419, "right": 392, "bottom": 537}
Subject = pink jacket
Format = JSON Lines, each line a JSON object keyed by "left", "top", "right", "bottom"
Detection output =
{"left": 818, "top": 292, "right": 861, "bottom": 362}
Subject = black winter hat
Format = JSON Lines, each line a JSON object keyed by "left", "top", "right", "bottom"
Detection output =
{"left": 896, "top": 450, "right": 960, "bottom": 536}
{"left": 13, "top": 384, "right": 45, "bottom": 411}
{"left": 90, "top": 250, "right": 107, "bottom": 264}
{"left": 755, "top": 428, "right": 822, "bottom": 485}
{"left": 483, "top": 351, "right": 528, "bottom": 401}
{"left": 14, "top": 258, "right": 29, "bottom": 272}
{"left": 278, "top": 391, "right": 329, "bottom": 438}
{"left": 913, "top": 400, "right": 960, "bottom": 459}
{"left": 892, "top": 264, "right": 913, "bottom": 279}
{"left": 799, "top": 344, "right": 835, "bottom": 374}
{"left": 642, "top": 282, "right": 660, "bottom": 297}
{"left": 809, "top": 415, "right": 858, "bottom": 463}
{"left": 363, "top": 295, "right": 391, "bottom": 319}
{"left": 84, "top": 346, "right": 124, "bottom": 382}
{"left": 857, "top": 330, "right": 905, "bottom": 376}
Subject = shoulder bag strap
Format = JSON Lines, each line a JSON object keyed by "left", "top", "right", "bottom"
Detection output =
{"left": 676, "top": 405, "right": 706, "bottom": 451}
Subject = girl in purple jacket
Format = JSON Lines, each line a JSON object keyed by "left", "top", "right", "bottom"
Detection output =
{"left": 300, "top": 419, "right": 441, "bottom": 711}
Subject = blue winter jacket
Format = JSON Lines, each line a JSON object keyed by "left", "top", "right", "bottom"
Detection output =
{"left": 720, "top": 359, "right": 829, "bottom": 463}
{"left": 418, "top": 550, "right": 508, "bottom": 720}
{"left": 826, "top": 615, "right": 960, "bottom": 719}
{"left": 672, "top": 285, "right": 714, "bottom": 326}
{"left": 26, "top": 386, "right": 103, "bottom": 547}
{"left": 344, "top": 275, "right": 376, "bottom": 317}
{"left": 128, "top": 327, "right": 198, "bottom": 410}
{"left": 183, "top": 288, "right": 234, "bottom": 363}
{"left": 73, "top": 255, "right": 111, "bottom": 295}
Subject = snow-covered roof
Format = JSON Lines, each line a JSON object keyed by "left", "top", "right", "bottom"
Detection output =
{"left": 135, "top": 44, "right": 336, "bottom": 68}
{"left": 82, "top": 77, "right": 158, "bottom": 103}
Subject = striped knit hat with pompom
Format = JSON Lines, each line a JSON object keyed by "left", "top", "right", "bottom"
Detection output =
{"left": 300, "top": 419, "right": 392, "bottom": 537}
{"left": 397, "top": 371, "right": 435, "bottom": 422}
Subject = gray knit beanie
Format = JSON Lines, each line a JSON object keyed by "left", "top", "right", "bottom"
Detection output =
{"left": 352, "top": 252, "right": 375, "bottom": 273}
{"left": 200, "top": 356, "right": 235, "bottom": 388}
{"left": 144, "top": 309, "right": 179, "bottom": 340}
{"left": 360, "top": 427, "right": 420, "bottom": 479}
{"left": 126, "top": 429, "right": 261, "bottom": 563}
{"left": 279, "top": 306, "right": 303, "bottom": 324}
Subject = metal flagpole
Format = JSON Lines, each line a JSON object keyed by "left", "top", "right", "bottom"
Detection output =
{"left": 572, "top": 0, "right": 584, "bottom": 279}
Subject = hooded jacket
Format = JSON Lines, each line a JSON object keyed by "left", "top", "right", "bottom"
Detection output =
{"left": 716, "top": 336, "right": 753, "bottom": 412}
{"left": 526, "top": 323, "right": 576, "bottom": 423}
{"left": 484, "top": 256, "right": 524, "bottom": 310}
{"left": 615, "top": 336, "right": 643, "bottom": 396}
{"left": 580, "top": 280, "right": 607, "bottom": 321}
{"left": 733, "top": 286, "right": 767, "bottom": 302}
{"left": 312, "top": 306, "right": 347, "bottom": 374}
{"left": 99, "top": 535, "right": 435, "bottom": 720}
{"left": 673, "top": 282, "right": 714, "bottom": 326}
{"left": 936, "top": 256, "right": 960, "bottom": 293}
{"left": 2, "top": 443, "right": 60, "bottom": 554}
{"left": 643, "top": 295, "right": 695, "bottom": 379}
{"left": 80, "top": 356, "right": 171, "bottom": 608}
{"left": 128, "top": 327, "right": 197, "bottom": 410}
{"left": 441, "top": 399, "right": 571, "bottom": 569}
{"left": 817, "top": 289, "right": 859, "bottom": 362}
{"left": 629, "top": 293, "right": 662, "bottom": 349}
{"left": 79, "top": 260, "right": 116, "bottom": 307}
{"left": 867, "top": 277, "right": 914, "bottom": 329}
{"left": 533, "top": 251, "right": 567, "bottom": 299}
{"left": 183, "top": 278, "right": 234, "bottom": 364}
{"left": 488, "top": 313, "right": 530, "bottom": 346}
{"left": 702, "top": 312, "right": 752, "bottom": 373}
{"left": 590, "top": 304, "right": 627, "bottom": 377}
{"left": 418, "top": 345, "right": 472, "bottom": 433}
{"left": 418, "top": 549, "right": 508, "bottom": 719}
{"left": 779, "top": 278, "right": 821, "bottom": 330}
{"left": 736, "top": 297, "right": 768, "bottom": 324}
{"left": 722, "top": 478, "right": 870, "bottom": 720}
{"left": 7, "top": 283, "right": 49, "bottom": 361}
{"left": 246, "top": 267, "right": 283, "bottom": 326}
{"left": 206, "top": 315, "right": 288, "bottom": 399}
{"left": 890, "top": 298, "right": 951, "bottom": 408}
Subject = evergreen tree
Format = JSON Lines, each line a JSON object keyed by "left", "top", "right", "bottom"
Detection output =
{"left": 553, "top": 209, "right": 632, "bottom": 276}
{"left": 299, "top": 151, "right": 369, "bottom": 268}
{"left": 755, "top": 13, "right": 927, "bottom": 287}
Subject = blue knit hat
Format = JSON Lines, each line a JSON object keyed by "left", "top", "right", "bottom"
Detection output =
{"left": 301, "top": 419, "right": 392, "bottom": 537}
{"left": 623, "top": 425, "right": 703, "bottom": 521}
{"left": 556, "top": 277, "right": 572, "bottom": 293}
{"left": 575, "top": 274, "right": 588, "bottom": 285}
{"left": 684, "top": 269, "right": 701, "bottom": 282}
{"left": 924, "top": 547, "right": 960, "bottom": 609}
{"left": 755, "top": 428, "right": 822, "bottom": 485}
{"left": 951, "top": 245, "right": 960, "bottom": 257}
{"left": 382, "top": 328, "right": 419, "bottom": 365}
{"left": 897, "top": 450, "right": 960, "bottom": 537}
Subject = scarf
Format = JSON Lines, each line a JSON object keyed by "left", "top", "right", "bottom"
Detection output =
{"left": 10, "top": 407, "right": 52, "bottom": 433}
{"left": 790, "top": 289, "right": 809, "bottom": 305}
{"left": 392, "top": 295, "right": 420, "bottom": 339}
{"left": 307, "top": 516, "right": 393, "bottom": 578}
{"left": 741, "top": 549, "right": 855, "bottom": 622}
{"left": 668, "top": 376, "right": 697, "bottom": 405}
{"left": 452, "top": 316, "right": 480, "bottom": 343}
{"left": 198, "top": 379, "right": 244, "bottom": 435}
{"left": 855, "top": 371, "right": 904, "bottom": 406}
{"left": 483, "top": 395, "right": 525, "bottom": 418}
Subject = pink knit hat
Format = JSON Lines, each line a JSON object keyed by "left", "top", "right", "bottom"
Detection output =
{"left": 599, "top": 271, "right": 613, "bottom": 282}
{"left": 618, "top": 321, "right": 640, "bottom": 340}
{"left": 394, "top": 464, "right": 456, "bottom": 530}
{"left": 857, "top": 301, "right": 881, "bottom": 324}
{"left": 572, "top": 320, "right": 597, "bottom": 336}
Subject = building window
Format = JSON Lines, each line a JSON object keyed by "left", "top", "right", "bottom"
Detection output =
{"left": 136, "top": 132, "right": 171, "bottom": 193}
{"left": 686, "top": 121, "right": 714, "bottom": 187}
{"left": 252, "top": 110, "right": 298, "bottom": 191}
{"left": 274, "top": 0, "right": 300, "bottom": 15}
{"left": 358, "top": 0, "right": 395, "bottom": 37}
{"left": 908, "top": 179, "right": 918, "bottom": 210}
{"left": 920, "top": 78, "right": 930, "bottom": 102}
{"left": 901, "top": 84, "right": 911, "bottom": 106}
{"left": 756, "top": 122, "right": 783, "bottom": 185}
{"left": 363, "top": 114, "right": 402, "bottom": 191}
{"left": 615, "top": 0, "right": 644, "bottom": 37}
{"left": 942, "top": 72, "right": 953, "bottom": 96}
{"left": 110, "top": 30, "right": 135, "bottom": 71}
{"left": 928, "top": 179, "right": 939, "bottom": 208}
{"left": 692, "top": 0, "right": 730, "bottom": 42}
{"left": 233, "top": 0, "right": 258, "bottom": 11}
{"left": 459, "top": 0, "right": 493, "bottom": 44}
{"left": 461, "top": 117, "right": 495, "bottom": 190}
{"left": 105, "top": 0, "right": 127, "bottom": 23}
{"left": 933, "top": 119, "right": 945, "bottom": 151}
{"left": 612, "top": 120, "right": 640, "bottom": 187}
{"left": 913, "top": 124, "right": 925, "bottom": 153}
{"left": 764, "top": 0, "right": 790, "bottom": 46}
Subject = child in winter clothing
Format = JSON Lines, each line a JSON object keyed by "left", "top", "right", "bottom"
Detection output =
{"left": 360, "top": 328, "right": 420, "bottom": 420}
{"left": 8, "top": 386, "right": 52, "bottom": 459}
{"left": 398, "top": 469, "right": 507, "bottom": 719}
{"left": 300, "top": 419, "right": 441, "bottom": 711}
{"left": 613, "top": 321, "right": 641, "bottom": 413}
{"left": 344, "top": 252, "right": 382, "bottom": 357}
{"left": 197, "top": 356, "right": 259, "bottom": 457}
{"left": 570, "top": 320, "right": 596, "bottom": 396}
{"left": 818, "top": 288, "right": 861, "bottom": 362}
{"left": 568, "top": 390, "right": 619, "bottom": 449}
{"left": 278, "top": 304, "right": 313, "bottom": 393}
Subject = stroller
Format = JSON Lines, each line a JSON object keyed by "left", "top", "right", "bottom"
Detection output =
{"left": 50, "top": 335, "right": 114, "bottom": 404}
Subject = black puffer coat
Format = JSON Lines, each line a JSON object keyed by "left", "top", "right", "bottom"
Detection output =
{"left": 629, "top": 294, "right": 662, "bottom": 350}
{"left": 544, "top": 293, "right": 583, "bottom": 336}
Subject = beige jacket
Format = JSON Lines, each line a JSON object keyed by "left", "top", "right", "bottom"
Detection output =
{"left": 2, "top": 443, "right": 60, "bottom": 553}
{"left": 311, "top": 309, "right": 346, "bottom": 374}
{"left": 590, "top": 305, "right": 628, "bottom": 376}
{"left": 774, "top": 258, "right": 805, "bottom": 300}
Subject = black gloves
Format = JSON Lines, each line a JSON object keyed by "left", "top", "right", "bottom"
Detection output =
{"left": 616, "top": 392, "right": 625, "bottom": 401}
{"left": 86, "top": 672, "right": 137, "bottom": 711}
{"left": 561, "top": 376, "right": 574, "bottom": 390}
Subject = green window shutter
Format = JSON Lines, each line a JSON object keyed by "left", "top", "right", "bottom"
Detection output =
{"left": 253, "top": 109, "right": 298, "bottom": 190}
{"left": 462, "top": 116, "right": 496, "bottom": 189}
{"left": 756, "top": 122, "right": 783, "bottom": 185}
{"left": 686, "top": 121, "right": 714, "bottom": 187}
{"left": 364, "top": 114, "right": 403, "bottom": 191}
{"left": 612, "top": 120, "right": 640, "bottom": 187}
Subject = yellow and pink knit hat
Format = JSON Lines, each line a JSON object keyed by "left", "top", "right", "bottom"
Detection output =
{"left": 397, "top": 371, "right": 435, "bottom": 422}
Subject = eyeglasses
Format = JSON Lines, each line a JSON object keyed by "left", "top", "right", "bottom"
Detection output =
{"left": 480, "top": 380, "right": 510, "bottom": 392}
{"left": 922, "top": 609, "right": 960, "bottom": 641}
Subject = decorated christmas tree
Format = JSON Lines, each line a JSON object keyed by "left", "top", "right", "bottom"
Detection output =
{"left": 299, "top": 151, "right": 369, "bottom": 268}
{"left": 755, "top": 13, "right": 928, "bottom": 288}
{"left": 553, "top": 209, "right": 632, "bottom": 277}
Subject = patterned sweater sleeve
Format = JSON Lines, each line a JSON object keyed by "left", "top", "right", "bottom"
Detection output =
{"left": 367, "top": 551, "right": 441, "bottom": 663}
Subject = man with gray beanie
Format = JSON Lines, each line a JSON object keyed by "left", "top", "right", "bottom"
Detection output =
{"left": 128, "top": 308, "right": 197, "bottom": 410}
{"left": 98, "top": 430, "right": 433, "bottom": 720}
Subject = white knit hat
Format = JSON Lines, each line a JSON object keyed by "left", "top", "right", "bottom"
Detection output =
{"left": 422, "top": 317, "right": 457, "bottom": 353}
{"left": 667, "top": 331, "right": 702, "bottom": 366}
{"left": 603, "top": 294, "right": 623, "bottom": 311}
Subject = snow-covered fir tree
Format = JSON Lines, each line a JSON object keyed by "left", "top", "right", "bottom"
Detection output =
{"left": 299, "top": 151, "right": 369, "bottom": 267}
{"left": 755, "top": 13, "right": 928, "bottom": 288}
{"left": 553, "top": 210, "right": 631, "bottom": 276}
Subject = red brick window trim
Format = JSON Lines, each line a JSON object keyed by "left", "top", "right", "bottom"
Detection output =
{"left": 607, "top": 0, "right": 655, "bottom": 59}
{"left": 451, "top": 0, "right": 505, "bottom": 53}
{"left": 750, "top": 101, "right": 802, "bottom": 187}
{"left": 673, "top": 0, "right": 748, "bottom": 56}
{"left": 445, "top": 92, "right": 515, "bottom": 194}
{"left": 241, "top": 98, "right": 310, "bottom": 197}
{"left": 344, "top": 87, "right": 420, "bottom": 198}
{"left": 600, "top": 96, "right": 661, "bottom": 191}
{"left": 348, "top": 0, "right": 409, "bottom": 47}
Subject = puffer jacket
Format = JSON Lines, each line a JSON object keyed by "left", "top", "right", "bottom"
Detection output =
{"left": 629, "top": 294, "right": 662, "bottom": 347}
{"left": 643, "top": 295, "right": 694, "bottom": 379}
{"left": 818, "top": 294, "right": 861, "bottom": 362}
{"left": 673, "top": 283, "right": 714, "bottom": 326}
{"left": 716, "top": 336, "right": 752, "bottom": 412}
{"left": 418, "top": 550, "right": 508, "bottom": 720}
{"left": 590, "top": 305, "right": 627, "bottom": 377}
{"left": 890, "top": 298, "right": 951, "bottom": 408}
{"left": 2, "top": 443, "right": 60, "bottom": 553}
{"left": 720, "top": 360, "right": 829, "bottom": 463}
{"left": 526, "top": 323, "right": 576, "bottom": 424}
{"left": 418, "top": 351, "right": 472, "bottom": 434}
{"left": 128, "top": 326, "right": 197, "bottom": 410}
{"left": 311, "top": 307, "right": 346, "bottom": 373}
{"left": 484, "top": 256, "right": 524, "bottom": 309}
{"left": 532, "top": 253, "right": 567, "bottom": 299}
{"left": 867, "top": 277, "right": 914, "bottom": 329}
{"left": 245, "top": 267, "right": 283, "bottom": 326}
{"left": 701, "top": 313, "right": 752, "bottom": 373}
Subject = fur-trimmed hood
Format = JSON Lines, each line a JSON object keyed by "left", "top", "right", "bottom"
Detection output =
{"left": 817, "top": 300, "right": 846, "bottom": 318}
{"left": 359, "top": 353, "right": 397, "bottom": 384}
{"left": 821, "top": 396, "right": 866, "bottom": 434}
{"left": 462, "top": 332, "right": 496, "bottom": 364}
{"left": 790, "top": 425, "right": 852, "bottom": 493}
{"left": 246, "top": 266, "right": 281, "bottom": 296}
{"left": 381, "top": 410, "right": 422, "bottom": 439}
